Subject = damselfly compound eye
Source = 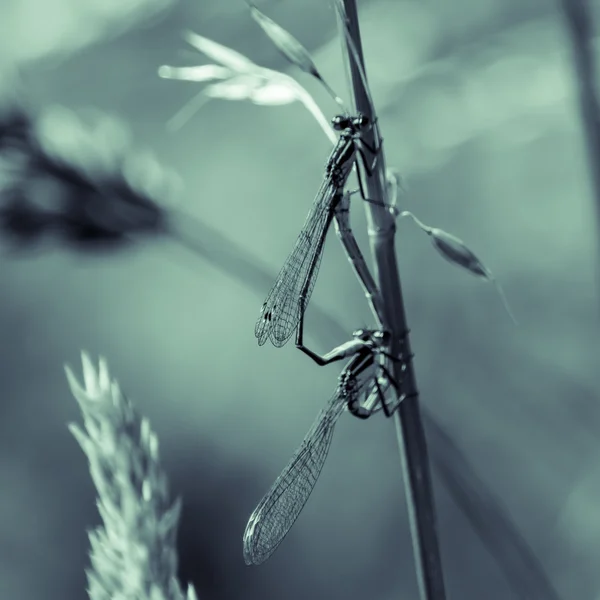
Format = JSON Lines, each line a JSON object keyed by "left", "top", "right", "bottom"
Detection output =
{"left": 353, "top": 114, "right": 369, "bottom": 129}
{"left": 352, "top": 329, "right": 366, "bottom": 339}
{"left": 331, "top": 115, "right": 351, "bottom": 131}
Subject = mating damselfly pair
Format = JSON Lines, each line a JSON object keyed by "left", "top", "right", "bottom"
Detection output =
{"left": 243, "top": 111, "right": 407, "bottom": 565}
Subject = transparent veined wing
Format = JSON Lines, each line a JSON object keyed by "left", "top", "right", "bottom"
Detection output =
{"left": 254, "top": 178, "right": 339, "bottom": 347}
{"left": 242, "top": 387, "right": 347, "bottom": 564}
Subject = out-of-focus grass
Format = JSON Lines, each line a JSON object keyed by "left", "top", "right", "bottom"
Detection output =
{"left": 65, "top": 352, "right": 198, "bottom": 600}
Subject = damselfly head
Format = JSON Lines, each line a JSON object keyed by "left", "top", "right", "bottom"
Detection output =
{"left": 331, "top": 114, "right": 352, "bottom": 131}
{"left": 351, "top": 328, "right": 390, "bottom": 344}
{"left": 352, "top": 114, "right": 370, "bottom": 130}
{"left": 352, "top": 328, "right": 381, "bottom": 342}
{"left": 331, "top": 113, "right": 370, "bottom": 132}
{"left": 373, "top": 330, "right": 390, "bottom": 341}
{"left": 351, "top": 328, "right": 367, "bottom": 340}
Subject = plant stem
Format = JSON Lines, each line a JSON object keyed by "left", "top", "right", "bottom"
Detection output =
{"left": 558, "top": 0, "right": 600, "bottom": 291}
{"left": 337, "top": 1, "right": 447, "bottom": 598}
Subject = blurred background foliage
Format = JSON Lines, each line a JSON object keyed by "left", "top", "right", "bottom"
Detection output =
{"left": 1, "top": 0, "right": 599, "bottom": 599}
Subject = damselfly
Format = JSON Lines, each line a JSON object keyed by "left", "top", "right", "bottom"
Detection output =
{"left": 254, "top": 113, "right": 384, "bottom": 348}
{"left": 243, "top": 328, "right": 412, "bottom": 566}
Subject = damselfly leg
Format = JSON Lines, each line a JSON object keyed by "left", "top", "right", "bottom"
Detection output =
{"left": 333, "top": 191, "right": 385, "bottom": 326}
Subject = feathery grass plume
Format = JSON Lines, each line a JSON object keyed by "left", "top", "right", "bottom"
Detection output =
{"left": 158, "top": 31, "right": 337, "bottom": 142}
{"left": 65, "top": 352, "right": 197, "bottom": 600}
{"left": 399, "top": 211, "right": 518, "bottom": 324}
{"left": 244, "top": 1, "right": 344, "bottom": 107}
{"left": 0, "top": 103, "right": 179, "bottom": 253}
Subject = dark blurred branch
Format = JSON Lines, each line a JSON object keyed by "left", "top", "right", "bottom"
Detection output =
{"left": 426, "top": 419, "right": 562, "bottom": 600}
{"left": 558, "top": 0, "right": 600, "bottom": 280}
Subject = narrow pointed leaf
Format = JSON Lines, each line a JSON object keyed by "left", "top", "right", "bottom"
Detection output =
{"left": 333, "top": 0, "right": 376, "bottom": 114}
{"left": 246, "top": 2, "right": 343, "bottom": 106}
{"left": 204, "top": 74, "right": 299, "bottom": 106}
{"left": 157, "top": 64, "right": 232, "bottom": 82}
{"left": 203, "top": 75, "right": 262, "bottom": 101}
{"left": 183, "top": 31, "right": 258, "bottom": 73}
{"left": 166, "top": 91, "right": 212, "bottom": 132}
{"left": 247, "top": 3, "right": 317, "bottom": 75}
{"left": 249, "top": 80, "right": 299, "bottom": 105}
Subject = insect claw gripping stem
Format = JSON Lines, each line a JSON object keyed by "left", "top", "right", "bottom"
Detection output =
{"left": 377, "top": 364, "right": 400, "bottom": 418}
{"left": 376, "top": 327, "right": 413, "bottom": 417}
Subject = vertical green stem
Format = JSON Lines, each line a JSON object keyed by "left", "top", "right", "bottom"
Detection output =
{"left": 558, "top": 0, "right": 600, "bottom": 293}
{"left": 337, "top": 1, "right": 447, "bottom": 598}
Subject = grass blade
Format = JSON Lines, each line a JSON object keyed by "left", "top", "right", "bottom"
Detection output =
{"left": 158, "top": 64, "right": 232, "bottom": 82}
{"left": 183, "top": 30, "right": 259, "bottom": 73}
{"left": 166, "top": 90, "right": 212, "bottom": 132}
{"left": 245, "top": 1, "right": 344, "bottom": 106}
{"left": 333, "top": 0, "right": 376, "bottom": 115}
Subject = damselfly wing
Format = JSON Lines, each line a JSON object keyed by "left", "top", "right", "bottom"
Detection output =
{"left": 243, "top": 331, "right": 396, "bottom": 565}
{"left": 254, "top": 114, "right": 374, "bottom": 347}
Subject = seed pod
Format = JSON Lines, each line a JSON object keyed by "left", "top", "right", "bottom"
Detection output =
{"left": 246, "top": 2, "right": 343, "bottom": 106}
{"left": 400, "top": 211, "right": 518, "bottom": 325}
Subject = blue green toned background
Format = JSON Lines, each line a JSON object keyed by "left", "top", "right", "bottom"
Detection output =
{"left": 1, "top": 0, "right": 599, "bottom": 598}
